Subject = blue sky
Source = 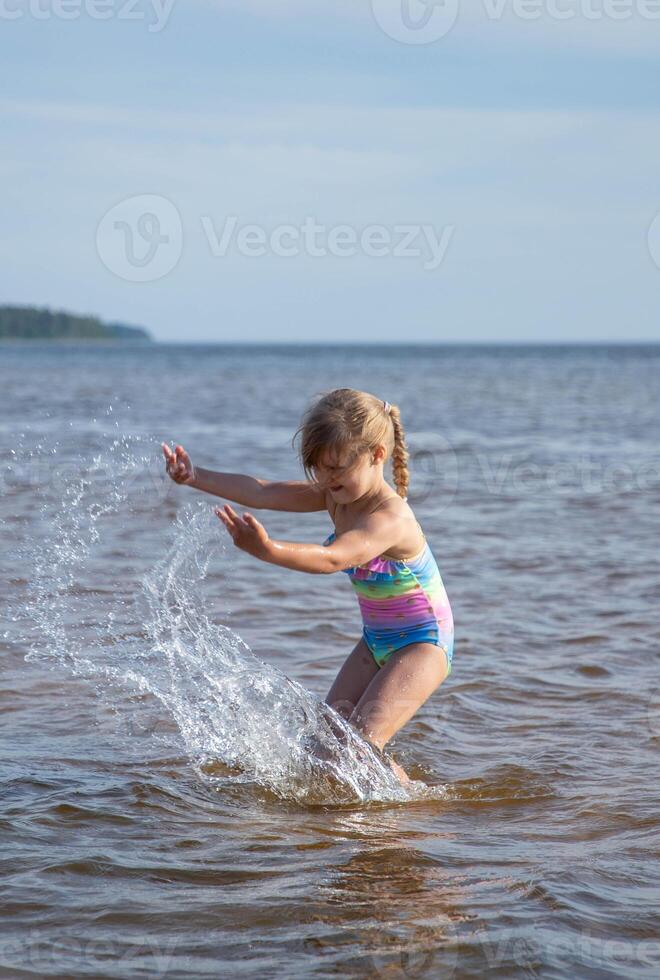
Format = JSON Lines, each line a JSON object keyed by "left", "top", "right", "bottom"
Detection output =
{"left": 2, "top": 1, "right": 659, "bottom": 342}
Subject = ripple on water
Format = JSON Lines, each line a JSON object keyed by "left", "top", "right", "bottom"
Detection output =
{"left": 3, "top": 346, "right": 660, "bottom": 978}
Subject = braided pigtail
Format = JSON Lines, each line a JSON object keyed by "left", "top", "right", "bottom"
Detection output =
{"left": 388, "top": 404, "right": 410, "bottom": 500}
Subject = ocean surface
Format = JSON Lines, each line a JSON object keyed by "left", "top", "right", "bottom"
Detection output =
{"left": 2, "top": 342, "right": 659, "bottom": 979}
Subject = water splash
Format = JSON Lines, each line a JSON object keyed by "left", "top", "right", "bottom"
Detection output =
{"left": 9, "top": 426, "right": 444, "bottom": 806}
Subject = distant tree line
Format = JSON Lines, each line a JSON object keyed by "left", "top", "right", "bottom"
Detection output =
{"left": 0, "top": 306, "right": 152, "bottom": 341}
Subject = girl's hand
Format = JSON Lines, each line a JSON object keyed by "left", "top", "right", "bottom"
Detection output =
{"left": 162, "top": 442, "right": 196, "bottom": 485}
{"left": 215, "top": 504, "right": 271, "bottom": 560}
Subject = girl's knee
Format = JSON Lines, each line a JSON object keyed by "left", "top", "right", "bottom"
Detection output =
{"left": 326, "top": 697, "right": 355, "bottom": 721}
{"left": 350, "top": 697, "right": 387, "bottom": 728}
{"left": 348, "top": 705, "right": 387, "bottom": 752}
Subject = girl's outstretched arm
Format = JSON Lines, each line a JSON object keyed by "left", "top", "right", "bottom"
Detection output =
{"left": 162, "top": 442, "right": 325, "bottom": 512}
{"left": 215, "top": 503, "right": 404, "bottom": 574}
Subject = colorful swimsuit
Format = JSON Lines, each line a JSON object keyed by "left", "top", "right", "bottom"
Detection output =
{"left": 322, "top": 524, "right": 454, "bottom": 671}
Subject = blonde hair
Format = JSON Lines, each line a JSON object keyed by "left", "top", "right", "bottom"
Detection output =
{"left": 292, "top": 387, "right": 410, "bottom": 499}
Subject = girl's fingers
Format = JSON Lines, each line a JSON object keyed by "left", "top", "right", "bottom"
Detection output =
{"left": 215, "top": 508, "right": 235, "bottom": 536}
{"left": 228, "top": 506, "right": 257, "bottom": 528}
{"left": 216, "top": 516, "right": 240, "bottom": 548}
{"left": 163, "top": 444, "right": 194, "bottom": 485}
{"left": 221, "top": 504, "right": 239, "bottom": 530}
{"left": 163, "top": 444, "right": 183, "bottom": 480}
{"left": 217, "top": 504, "right": 259, "bottom": 536}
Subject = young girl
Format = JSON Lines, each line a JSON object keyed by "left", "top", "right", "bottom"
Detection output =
{"left": 162, "top": 387, "right": 454, "bottom": 784}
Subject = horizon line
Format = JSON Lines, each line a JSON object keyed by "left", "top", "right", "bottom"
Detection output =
{"left": 134, "top": 338, "right": 660, "bottom": 347}
{"left": 2, "top": 338, "right": 659, "bottom": 347}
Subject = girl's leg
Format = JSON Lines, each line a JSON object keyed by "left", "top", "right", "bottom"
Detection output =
{"left": 303, "top": 637, "right": 378, "bottom": 768}
{"left": 324, "top": 635, "right": 380, "bottom": 721}
{"left": 348, "top": 642, "right": 450, "bottom": 758}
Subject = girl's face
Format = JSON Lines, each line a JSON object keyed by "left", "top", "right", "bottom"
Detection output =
{"left": 312, "top": 445, "right": 384, "bottom": 501}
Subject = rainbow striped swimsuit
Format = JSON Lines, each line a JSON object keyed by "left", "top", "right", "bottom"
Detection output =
{"left": 322, "top": 528, "right": 454, "bottom": 670}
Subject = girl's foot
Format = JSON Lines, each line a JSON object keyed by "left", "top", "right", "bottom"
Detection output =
{"left": 364, "top": 737, "right": 412, "bottom": 785}
{"left": 388, "top": 757, "right": 412, "bottom": 786}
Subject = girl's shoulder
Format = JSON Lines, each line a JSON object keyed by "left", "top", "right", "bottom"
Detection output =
{"left": 328, "top": 497, "right": 425, "bottom": 562}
